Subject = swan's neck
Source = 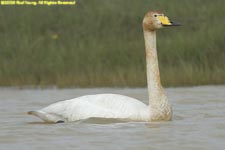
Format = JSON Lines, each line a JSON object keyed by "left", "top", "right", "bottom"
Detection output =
{"left": 144, "top": 30, "right": 165, "bottom": 107}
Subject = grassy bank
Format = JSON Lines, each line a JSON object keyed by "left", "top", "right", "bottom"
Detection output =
{"left": 0, "top": 0, "right": 224, "bottom": 87}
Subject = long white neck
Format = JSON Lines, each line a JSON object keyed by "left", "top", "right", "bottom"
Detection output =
{"left": 144, "top": 30, "right": 165, "bottom": 107}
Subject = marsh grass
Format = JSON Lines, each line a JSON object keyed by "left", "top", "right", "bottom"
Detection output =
{"left": 0, "top": 0, "right": 224, "bottom": 87}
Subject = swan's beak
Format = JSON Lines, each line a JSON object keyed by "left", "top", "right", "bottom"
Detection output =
{"left": 158, "top": 15, "right": 181, "bottom": 26}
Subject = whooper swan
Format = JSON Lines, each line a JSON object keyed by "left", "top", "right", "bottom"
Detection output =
{"left": 28, "top": 11, "right": 180, "bottom": 123}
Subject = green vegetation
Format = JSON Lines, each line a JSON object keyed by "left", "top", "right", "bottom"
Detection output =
{"left": 0, "top": 0, "right": 224, "bottom": 87}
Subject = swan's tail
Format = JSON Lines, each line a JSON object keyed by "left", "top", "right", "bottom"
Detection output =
{"left": 28, "top": 110, "right": 65, "bottom": 123}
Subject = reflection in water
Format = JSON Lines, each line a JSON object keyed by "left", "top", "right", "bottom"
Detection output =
{"left": 27, "top": 122, "right": 58, "bottom": 125}
{"left": 28, "top": 118, "right": 130, "bottom": 125}
{"left": 0, "top": 86, "right": 225, "bottom": 150}
{"left": 78, "top": 118, "right": 130, "bottom": 124}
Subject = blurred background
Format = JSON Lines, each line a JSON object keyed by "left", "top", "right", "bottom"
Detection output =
{"left": 0, "top": 0, "right": 224, "bottom": 87}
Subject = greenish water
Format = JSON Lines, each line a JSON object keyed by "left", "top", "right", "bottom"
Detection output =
{"left": 0, "top": 0, "right": 225, "bottom": 87}
{"left": 0, "top": 86, "right": 225, "bottom": 150}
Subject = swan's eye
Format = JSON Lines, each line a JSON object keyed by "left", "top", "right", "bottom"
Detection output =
{"left": 154, "top": 15, "right": 157, "bottom": 17}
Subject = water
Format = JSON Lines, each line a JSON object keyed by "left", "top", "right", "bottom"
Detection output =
{"left": 0, "top": 86, "right": 225, "bottom": 150}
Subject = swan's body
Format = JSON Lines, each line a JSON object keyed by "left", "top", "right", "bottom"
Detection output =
{"left": 29, "top": 94, "right": 150, "bottom": 122}
{"left": 28, "top": 11, "right": 179, "bottom": 123}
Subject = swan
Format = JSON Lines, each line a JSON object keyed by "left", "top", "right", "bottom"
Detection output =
{"left": 28, "top": 11, "right": 180, "bottom": 123}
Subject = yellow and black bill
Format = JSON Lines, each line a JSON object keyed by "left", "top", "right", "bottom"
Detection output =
{"left": 158, "top": 15, "right": 181, "bottom": 26}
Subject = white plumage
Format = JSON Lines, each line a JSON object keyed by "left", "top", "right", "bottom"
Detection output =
{"left": 28, "top": 11, "right": 179, "bottom": 123}
{"left": 29, "top": 94, "right": 150, "bottom": 122}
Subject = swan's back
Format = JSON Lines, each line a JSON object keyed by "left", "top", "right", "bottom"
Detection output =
{"left": 28, "top": 94, "right": 150, "bottom": 123}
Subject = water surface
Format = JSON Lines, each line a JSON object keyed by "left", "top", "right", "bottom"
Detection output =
{"left": 0, "top": 86, "right": 225, "bottom": 150}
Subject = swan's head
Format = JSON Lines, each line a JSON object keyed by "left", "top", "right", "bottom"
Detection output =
{"left": 143, "top": 11, "right": 180, "bottom": 31}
